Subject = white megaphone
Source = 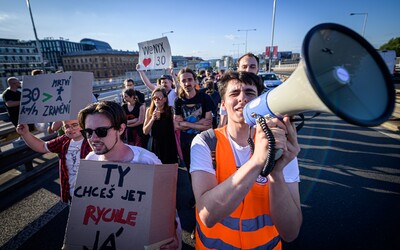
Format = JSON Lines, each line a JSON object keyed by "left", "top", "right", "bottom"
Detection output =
{"left": 244, "top": 23, "right": 395, "bottom": 127}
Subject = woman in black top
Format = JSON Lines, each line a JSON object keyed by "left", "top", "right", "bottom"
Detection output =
{"left": 122, "top": 88, "right": 145, "bottom": 147}
{"left": 143, "top": 87, "right": 178, "bottom": 164}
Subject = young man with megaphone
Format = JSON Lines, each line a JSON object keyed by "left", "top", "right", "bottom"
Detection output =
{"left": 189, "top": 71, "right": 302, "bottom": 249}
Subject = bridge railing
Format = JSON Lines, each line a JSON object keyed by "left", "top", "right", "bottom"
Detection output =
{"left": 272, "top": 63, "right": 299, "bottom": 74}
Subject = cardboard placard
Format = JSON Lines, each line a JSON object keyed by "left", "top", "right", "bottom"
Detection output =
{"left": 19, "top": 72, "right": 93, "bottom": 123}
{"left": 138, "top": 37, "right": 172, "bottom": 70}
{"left": 64, "top": 160, "right": 178, "bottom": 249}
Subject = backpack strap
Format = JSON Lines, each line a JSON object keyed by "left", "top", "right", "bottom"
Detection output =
{"left": 198, "top": 128, "right": 217, "bottom": 170}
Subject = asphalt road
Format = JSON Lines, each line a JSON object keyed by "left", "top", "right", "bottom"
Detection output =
{"left": 1, "top": 114, "right": 399, "bottom": 249}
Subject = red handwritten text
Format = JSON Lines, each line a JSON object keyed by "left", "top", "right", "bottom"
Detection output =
{"left": 83, "top": 205, "right": 137, "bottom": 227}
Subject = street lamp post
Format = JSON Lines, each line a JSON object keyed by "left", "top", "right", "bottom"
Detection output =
{"left": 26, "top": 0, "right": 44, "bottom": 71}
{"left": 233, "top": 43, "right": 245, "bottom": 61}
{"left": 268, "top": 0, "right": 277, "bottom": 72}
{"left": 237, "top": 28, "right": 256, "bottom": 53}
{"left": 350, "top": 12, "right": 368, "bottom": 37}
{"left": 161, "top": 31, "right": 174, "bottom": 37}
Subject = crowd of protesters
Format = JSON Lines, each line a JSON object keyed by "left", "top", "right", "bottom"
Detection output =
{"left": 10, "top": 53, "right": 302, "bottom": 249}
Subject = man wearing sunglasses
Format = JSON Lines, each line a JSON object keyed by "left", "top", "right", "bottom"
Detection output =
{"left": 16, "top": 120, "right": 92, "bottom": 203}
{"left": 78, "top": 101, "right": 162, "bottom": 164}
{"left": 77, "top": 101, "right": 181, "bottom": 248}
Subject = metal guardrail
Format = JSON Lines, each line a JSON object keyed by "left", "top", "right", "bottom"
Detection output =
{"left": 92, "top": 83, "right": 123, "bottom": 93}
{"left": 0, "top": 133, "right": 58, "bottom": 197}
{"left": 0, "top": 112, "right": 9, "bottom": 122}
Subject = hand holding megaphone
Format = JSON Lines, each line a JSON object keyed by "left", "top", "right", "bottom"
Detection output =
{"left": 245, "top": 23, "right": 395, "bottom": 176}
{"left": 250, "top": 114, "right": 299, "bottom": 177}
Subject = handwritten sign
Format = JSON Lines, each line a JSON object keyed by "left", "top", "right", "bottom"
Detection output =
{"left": 64, "top": 160, "right": 178, "bottom": 250}
{"left": 138, "top": 37, "right": 172, "bottom": 70}
{"left": 19, "top": 72, "right": 93, "bottom": 123}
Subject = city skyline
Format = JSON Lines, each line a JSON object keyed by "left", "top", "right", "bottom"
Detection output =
{"left": 1, "top": 0, "right": 399, "bottom": 60}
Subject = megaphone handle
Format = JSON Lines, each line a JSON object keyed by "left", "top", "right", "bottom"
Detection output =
{"left": 249, "top": 116, "right": 277, "bottom": 177}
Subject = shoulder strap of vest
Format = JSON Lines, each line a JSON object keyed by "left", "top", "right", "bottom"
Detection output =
{"left": 199, "top": 128, "right": 217, "bottom": 170}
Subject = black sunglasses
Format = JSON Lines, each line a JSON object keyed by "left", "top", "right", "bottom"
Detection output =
{"left": 80, "top": 126, "right": 114, "bottom": 139}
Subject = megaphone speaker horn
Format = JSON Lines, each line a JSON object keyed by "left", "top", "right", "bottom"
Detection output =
{"left": 244, "top": 23, "right": 395, "bottom": 127}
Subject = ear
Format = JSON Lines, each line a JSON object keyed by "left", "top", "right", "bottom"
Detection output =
{"left": 118, "top": 123, "right": 126, "bottom": 136}
{"left": 221, "top": 99, "right": 226, "bottom": 110}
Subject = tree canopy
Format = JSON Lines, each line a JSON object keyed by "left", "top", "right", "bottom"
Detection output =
{"left": 379, "top": 37, "right": 400, "bottom": 56}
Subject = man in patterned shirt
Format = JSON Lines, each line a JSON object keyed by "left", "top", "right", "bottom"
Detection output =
{"left": 16, "top": 120, "right": 91, "bottom": 203}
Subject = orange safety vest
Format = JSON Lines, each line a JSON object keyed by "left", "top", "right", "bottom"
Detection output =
{"left": 195, "top": 126, "right": 282, "bottom": 249}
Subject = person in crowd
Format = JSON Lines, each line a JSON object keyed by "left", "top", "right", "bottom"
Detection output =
{"left": 136, "top": 64, "right": 179, "bottom": 107}
{"left": 202, "top": 79, "right": 221, "bottom": 129}
{"left": 174, "top": 67, "right": 214, "bottom": 173}
{"left": 174, "top": 67, "right": 214, "bottom": 239}
{"left": 122, "top": 88, "right": 145, "bottom": 147}
{"left": 77, "top": 100, "right": 181, "bottom": 249}
{"left": 31, "top": 69, "right": 44, "bottom": 76}
{"left": 215, "top": 69, "right": 225, "bottom": 82}
{"left": 2, "top": 77, "right": 35, "bottom": 131}
{"left": 190, "top": 71, "right": 302, "bottom": 249}
{"left": 117, "top": 78, "right": 146, "bottom": 105}
{"left": 218, "top": 52, "right": 261, "bottom": 128}
{"left": 143, "top": 87, "right": 178, "bottom": 164}
{"left": 136, "top": 64, "right": 183, "bottom": 167}
{"left": 78, "top": 100, "right": 161, "bottom": 169}
{"left": 200, "top": 67, "right": 214, "bottom": 87}
{"left": 196, "top": 69, "right": 206, "bottom": 85}
{"left": 16, "top": 120, "right": 91, "bottom": 203}
{"left": 237, "top": 52, "right": 260, "bottom": 74}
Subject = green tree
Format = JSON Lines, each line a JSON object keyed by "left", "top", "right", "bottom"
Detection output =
{"left": 379, "top": 37, "right": 400, "bottom": 56}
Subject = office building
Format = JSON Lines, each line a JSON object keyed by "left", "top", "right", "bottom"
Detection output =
{"left": 62, "top": 50, "right": 138, "bottom": 79}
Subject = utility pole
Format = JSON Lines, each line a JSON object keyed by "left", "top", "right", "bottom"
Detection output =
{"left": 268, "top": 0, "right": 277, "bottom": 72}
{"left": 26, "top": 0, "right": 45, "bottom": 71}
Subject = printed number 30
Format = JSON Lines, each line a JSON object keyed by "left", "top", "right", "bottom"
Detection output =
{"left": 155, "top": 56, "right": 166, "bottom": 66}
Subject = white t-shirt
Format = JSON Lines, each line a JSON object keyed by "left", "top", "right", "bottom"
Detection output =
{"left": 167, "top": 89, "right": 177, "bottom": 107}
{"left": 190, "top": 132, "right": 300, "bottom": 183}
{"left": 65, "top": 139, "right": 84, "bottom": 196}
{"left": 85, "top": 144, "right": 162, "bottom": 165}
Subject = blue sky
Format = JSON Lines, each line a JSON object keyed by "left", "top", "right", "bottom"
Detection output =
{"left": 1, "top": 0, "right": 399, "bottom": 60}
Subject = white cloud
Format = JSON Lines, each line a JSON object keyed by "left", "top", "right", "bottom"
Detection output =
{"left": 224, "top": 34, "right": 238, "bottom": 41}
{"left": 0, "top": 13, "right": 13, "bottom": 22}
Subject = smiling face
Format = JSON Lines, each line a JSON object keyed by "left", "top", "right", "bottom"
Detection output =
{"left": 123, "top": 93, "right": 136, "bottom": 104}
{"left": 221, "top": 80, "right": 258, "bottom": 124}
{"left": 62, "top": 120, "right": 83, "bottom": 141}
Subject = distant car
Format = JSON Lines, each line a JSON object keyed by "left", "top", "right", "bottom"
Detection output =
{"left": 258, "top": 72, "right": 282, "bottom": 89}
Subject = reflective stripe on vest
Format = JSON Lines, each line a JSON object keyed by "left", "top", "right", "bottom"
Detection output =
{"left": 195, "top": 126, "right": 282, "bottom": 250}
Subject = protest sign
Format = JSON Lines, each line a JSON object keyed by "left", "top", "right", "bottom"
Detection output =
{"left": 63, "top": 160, "right": 178, "bottom": 250}
{"left": 19, "top": 72, "right": 93, "bottom": 124}
{"left": 138, "top": 37, "right": 172, "bottom": 70}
